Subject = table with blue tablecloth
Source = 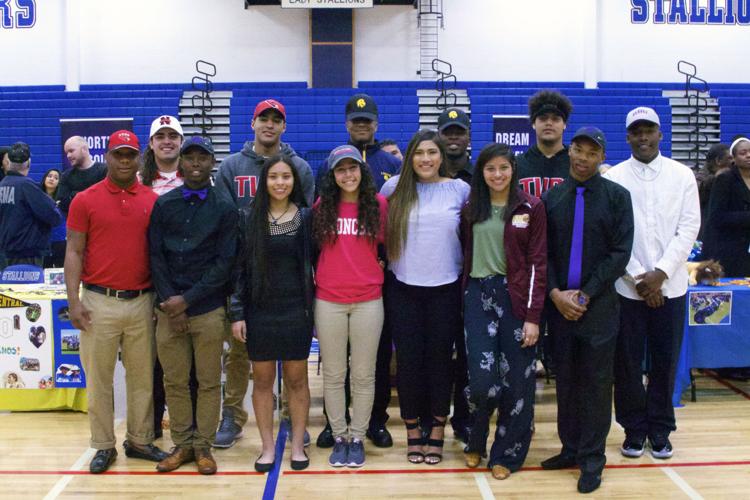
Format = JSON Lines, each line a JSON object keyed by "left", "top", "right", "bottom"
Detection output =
{"left": 673, "top": 278, "right": 750, "bottom": 406}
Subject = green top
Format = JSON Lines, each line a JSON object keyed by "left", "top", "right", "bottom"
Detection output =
{"left": 470, "top": 205, "right": 507, "bottom": 278}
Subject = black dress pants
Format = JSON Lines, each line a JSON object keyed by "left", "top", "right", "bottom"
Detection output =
{"left": 614, "top": 295, "right": 685, "bottom": 440}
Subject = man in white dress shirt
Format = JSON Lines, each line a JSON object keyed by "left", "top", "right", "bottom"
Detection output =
{"left": 604, "top": 107, "right": 700, "bottom": 461}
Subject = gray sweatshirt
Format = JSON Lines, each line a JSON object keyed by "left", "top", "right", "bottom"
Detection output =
{"left": 215, "top": 141, "right": 314, "bottom": 208}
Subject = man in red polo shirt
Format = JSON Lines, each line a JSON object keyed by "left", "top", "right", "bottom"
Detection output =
{"left": 65, "top": 130, "right": 168, "bottom": 474}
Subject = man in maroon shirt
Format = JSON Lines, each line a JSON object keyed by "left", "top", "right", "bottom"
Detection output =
{"left": 65, "top": 130, "right": 168, "bottom": 474}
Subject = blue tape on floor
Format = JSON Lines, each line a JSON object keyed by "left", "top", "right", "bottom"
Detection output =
{"left": 262, "top": 418, "right": 288, "bottom": 500}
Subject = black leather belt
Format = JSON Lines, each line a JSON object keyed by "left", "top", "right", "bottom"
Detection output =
{"left": 83, "top": 283, "right": 152, "bottom": 300}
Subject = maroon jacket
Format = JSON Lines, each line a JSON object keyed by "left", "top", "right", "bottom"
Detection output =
{"left": 461, "top": 189, "right": 547, "bottom": 324}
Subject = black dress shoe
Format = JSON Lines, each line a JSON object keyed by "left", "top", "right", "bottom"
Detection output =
{"left": 122, "top": 440, "right": 169, "bottom": 462}
{"left": 577, "top": 471, "right": 602, "bottom": 493}
{"left": 316, "top": 424, "right": 334, "bottom": 448}
{"left": 90, "top": 448, "right": 117, "bottom": 474}
{"left": 540, "top": 453, "right": 577, "bottom": 470}
{"left": 290, "top": 451, "right": 309, "bottom": 471}
{"left": 366, "top": 424, "right": 393, "bottom": 448}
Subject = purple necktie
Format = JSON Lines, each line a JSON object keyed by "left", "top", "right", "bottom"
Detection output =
{"left": 567, "top": 186, "right": 585, "bottom": 289}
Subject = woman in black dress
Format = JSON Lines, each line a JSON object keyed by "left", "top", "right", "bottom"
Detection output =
{"left": 230, "top": 154, "right": 315, "bottom": 472}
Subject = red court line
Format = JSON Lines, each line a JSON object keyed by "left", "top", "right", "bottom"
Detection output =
{"left": 704, "top": 370, "right": 750, "bottom": 401}
{"left": 1, "top": 459, "right": 748, "bottom": 476}
{"left": 284, "top": 460, "right": 750, "bottom": 475}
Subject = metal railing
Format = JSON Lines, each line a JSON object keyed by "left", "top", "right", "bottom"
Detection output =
{"left": 678, "top": 60, "right": 710, "bottom": 168}
{"left": 191, "top": 60, "right": 217, "bottom": 137}
{"left": 432, "top": 58, "right": 457, "bottom": 109}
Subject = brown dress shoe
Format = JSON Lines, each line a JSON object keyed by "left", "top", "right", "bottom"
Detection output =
{"left": 195, "top": 448, "right": 217, "bottom": 475}
{"left": 156, "top": 446, "right": 194, "bottom": 473}
{"left": 464, "top": 452, "right": 482, "bottom": 468}
{"left": 491, "top": 464, "right": 511, "bottom": 480}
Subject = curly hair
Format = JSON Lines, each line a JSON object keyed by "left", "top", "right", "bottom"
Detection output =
{"left": 528, "top": 89, "right": 573, "bottom": 123}
{"left": 313, "top": 159, "right": 381, "bottom": 245}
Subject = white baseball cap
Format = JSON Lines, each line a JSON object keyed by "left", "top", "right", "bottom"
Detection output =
{"left": 626, "top": 107, "right": 660, "bottom": 129}
{"left": 149, "top": 115, "right": 184, "bottom": 138}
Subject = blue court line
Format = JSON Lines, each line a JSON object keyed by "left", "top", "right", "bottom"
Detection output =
{"left": 261, "top": 418, "right": 289, "bottom": 500}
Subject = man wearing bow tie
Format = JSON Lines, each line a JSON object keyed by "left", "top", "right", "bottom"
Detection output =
{"left": 148, "top": 136, "right": 238, "bottom": 475}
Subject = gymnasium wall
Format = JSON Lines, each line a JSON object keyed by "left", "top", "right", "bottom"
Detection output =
{"left": 1, "top": 0, "right": 748, "bottom": 86}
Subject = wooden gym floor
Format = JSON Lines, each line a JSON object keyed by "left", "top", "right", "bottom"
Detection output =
{"left": 0, "top": 365, "right": 748, "bottom": 499}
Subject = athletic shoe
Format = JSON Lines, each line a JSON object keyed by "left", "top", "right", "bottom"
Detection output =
{"left": 213, "top": 409, "right": 243, "bottom": 449}
{"left": 649, "top": 435, "right": 673, "bottom": 459}
{"left": 347, "top": 438, "right": 365, "bottom": 468}
{"left": 328, "top": 436, "right": 348, "bottom": 467}
{"left": 620, "top": 435, "right": 646, "bottom": 458}
{"left": 283, "top": 418, "right": 311, "bottom": 447}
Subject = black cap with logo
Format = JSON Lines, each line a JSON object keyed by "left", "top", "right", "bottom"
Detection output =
{"left": 346, "top": 93, "right": 378, "bottom": 121}
{"left": 437, "top": 108, "right": 470, "bottom": 132}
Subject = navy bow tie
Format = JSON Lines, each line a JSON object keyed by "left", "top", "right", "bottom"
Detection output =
{"left": 183, "top": 188, "right": 208, "bottom": 201}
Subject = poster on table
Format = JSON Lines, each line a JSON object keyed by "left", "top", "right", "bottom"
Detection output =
{"left": 492, "top": 115, "right": 535, "bottom": 155}
{"left": 0, "top": 286, "right": 85, "bottom": 390}
{"left": 59, "top": 118, "right": 134, "bottom": 170}
{"left": 688, "top": 291, "right": 732, "bottom": 326}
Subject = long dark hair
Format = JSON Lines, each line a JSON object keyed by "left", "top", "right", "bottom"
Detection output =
{"left": 385, "top": 129, "right": 448, "bottom": 261}
{"left": 246, "top": 154, "right": 304, "bottom": 303}
{"left": 39, "top": 168, "right": 61, "bottom": 199}
{"left": 313, "top": 158, "right": 380, "bottom": 245}
{"left": 467, "top": 143, "right": 520, "bottom": 225}
{"left": 139, "top": 146, "right": 183, "bottom": 187}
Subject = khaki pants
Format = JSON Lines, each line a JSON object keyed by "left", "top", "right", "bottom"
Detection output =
{"left": 79, "top": 289, "right": 156, "bottom": 450}
{"left": 315, "top": 298, "right": 383, "bottom": 440}
{"left": 222, "top": 322, "right": 250, "bottom": 426}
{"left": 156, "top": 307, "right": 225, "bottom": 449}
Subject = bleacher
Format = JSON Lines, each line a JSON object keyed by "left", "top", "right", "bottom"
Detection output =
{"left": 2, "top": 81, "right": 749, "bottom": 181}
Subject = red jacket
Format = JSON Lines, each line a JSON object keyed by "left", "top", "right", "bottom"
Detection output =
{"left": 461, "top": 189, "right": 547, "bottom": 324}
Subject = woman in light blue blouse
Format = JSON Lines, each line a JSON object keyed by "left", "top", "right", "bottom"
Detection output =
{"left": 380, "top": 129, "right": 470, "bottom": 465}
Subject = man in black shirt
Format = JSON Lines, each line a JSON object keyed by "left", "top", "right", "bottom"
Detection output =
{"left": 57, "top": 136, "right": 107, "bottom": 216}
{"left": 438, "top": 108, "right": 473, "bottom": 184}
{"left": 149, "top": 136, "right": 238, "bottom": 475}
{"left": 517, "top": 90, "right": 573, "bottom": 198}
{"left": 541, "top": 127, "right": 634, "bottom": 494}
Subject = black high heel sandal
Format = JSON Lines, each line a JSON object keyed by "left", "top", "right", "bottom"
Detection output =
{"left": 425, "top": 418, "right": 445, "bottom": 465}
{"left": 405, "top": 420, "right": 425, "bottom": 464}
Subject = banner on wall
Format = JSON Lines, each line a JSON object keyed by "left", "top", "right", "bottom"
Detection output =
{"left": 492, "top": 115, "right": 535, "bottom": 155}
{"left": 59, "top": 118, "right": 134, "bottom": 170}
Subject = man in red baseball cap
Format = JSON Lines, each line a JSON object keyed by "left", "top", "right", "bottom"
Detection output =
{"left": 65, "top": 129, "right": 168, "bottom": 473}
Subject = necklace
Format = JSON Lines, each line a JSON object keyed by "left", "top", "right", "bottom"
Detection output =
{"left": 268, "top": 203, "right": 292, "bottom": 225}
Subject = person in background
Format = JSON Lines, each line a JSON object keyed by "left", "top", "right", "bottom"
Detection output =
{"left": 140, "top": 116, "right": 185, "bottom": 195}
{"left": 438, "top": 107, "right": 474, "bottom": 183}
{"left": 695, "top": 143, "right": 731, "bottom": 240}
{"left": 461, "top": 143, "right": 547, "bottom": 480}
{"left": 380, "top": 129, "right": 470, "bottom": 465}
{"left": 313, "top": 145, "right": 388, "bottom": 468}
{"left": 57, "top": 136, "right": 107, "bottom": 216}
{"left": 0, "top": 142, "right": 62, "bottom": 270}
{"left": 230, "top": 155, "right": 314, "bottom": 472}
{"left": 39, "top": 168, "right": 66, "bottom": 268}
{"left": 380, "top": 139, "right": 403, "bottom": 162}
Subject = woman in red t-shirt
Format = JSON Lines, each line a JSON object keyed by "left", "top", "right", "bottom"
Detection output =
{"left": 313, "top": 145, "right": 388, "bottom": 469}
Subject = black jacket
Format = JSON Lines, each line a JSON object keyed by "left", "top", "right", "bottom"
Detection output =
{"left": 704, "top": 166, "right": 750, "bottom": 277}
{"left": 229, "top": 205, "right": 314, "bottom": 323}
